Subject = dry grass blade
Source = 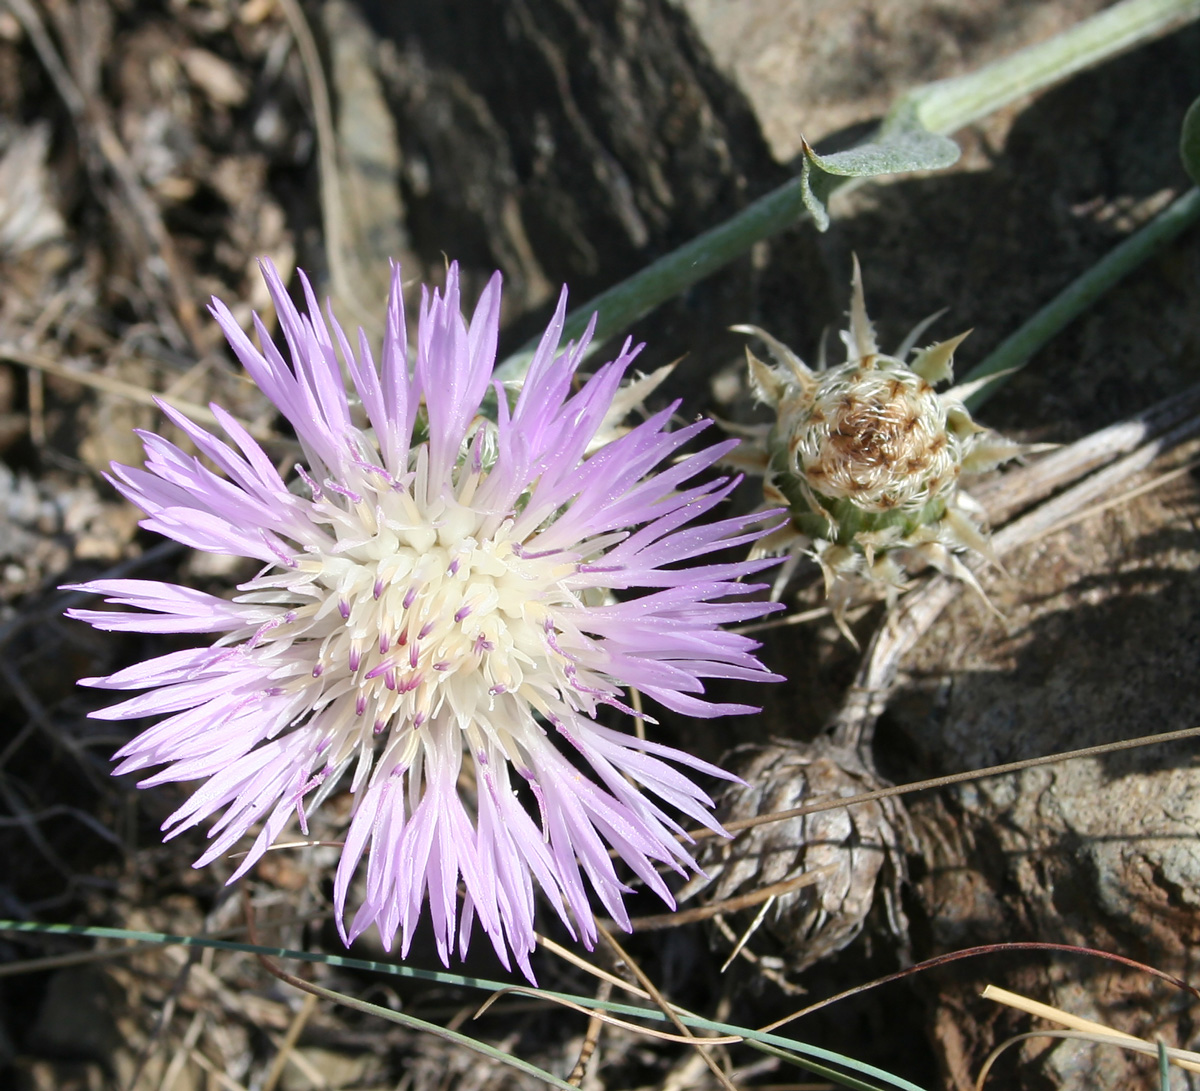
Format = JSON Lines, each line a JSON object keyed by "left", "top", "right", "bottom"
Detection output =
{"left": 0, "top": 346, "right": 282, "bottom": 443}
{"left": 240, "top": 895, "right": 578, "bottom": 1091}
{"left": 172, "top": 1046, "right": 251, "bottom": 1091}
{"left": 126, "top": 944, "right": 204, "bottom": 1091}
{"left": 1025, "top": 454, "right": 1200, "bottom": 543}
{"left": 969, "top": 381, "right": 1200, "bottom": 523}
{"left": 471, "top": 986, "right": 743, "bottom": 1046}
{"left": 0, "top": 940, "right": 160, "bottom": 978}
{"left": 759, "top": 940, "right": 1200, "bottom": 1035}
{"left": 157, "top": 1008, "right": 206, "bottom": 1091}
{"left": 261, "top": 991, "right": 321, "bottom": 1091}
{"left": 980, "top": 985, "right": 1200, "bottom": 1075}
{"left": 273, "top": 0, "right": 372, "bottom": 331}
{"left": 692, "top": 723, "right": 1200, "bottom": 841}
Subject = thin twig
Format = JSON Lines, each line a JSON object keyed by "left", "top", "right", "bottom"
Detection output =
{"left": 761, "top": 941, "right": 1200, "bottom": 1034}
{"left": 567, "top": 979, "right": 611, "bottom": 1087}
{"left": 687, "top": 723, "right": 1200, "bottom": 843}
{"left": 598, "top": 922, "right": 741, "bottom": 1091}
{"left": 273, "top": 0, "right": 372, "bottom": 331}
{"left": 629, "top": 868, "right": 836, "bottom": 932}
{"left": 535, "top": 933, "right": 652, "bottom": 1000}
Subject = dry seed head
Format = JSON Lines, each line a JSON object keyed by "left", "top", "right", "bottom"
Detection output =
{"left": 695, "top": 739, "right": 910, "bottom": 979}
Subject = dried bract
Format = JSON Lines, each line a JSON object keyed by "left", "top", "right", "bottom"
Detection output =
{"left": 697, "top": 738, "right": 909, "bottom": 979}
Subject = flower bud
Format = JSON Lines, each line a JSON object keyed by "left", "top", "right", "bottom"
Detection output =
{"left": 732, "top": 258, "right": 1041, "bottom": 638}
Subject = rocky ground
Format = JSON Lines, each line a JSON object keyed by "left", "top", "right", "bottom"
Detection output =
{"left": 0, "top": 1, "right": 1198, "bottom": 1089}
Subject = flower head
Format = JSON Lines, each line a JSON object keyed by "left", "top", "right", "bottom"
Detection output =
{"left": 731, "top": 259, "right": 1037, "bottom": 637}
{"left": 70, "top": 261, "right": 782, "bottom": 978}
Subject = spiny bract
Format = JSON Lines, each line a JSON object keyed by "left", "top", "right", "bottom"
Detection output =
{"left": 730, "top": 259, "right": 1037, "bottom": 636}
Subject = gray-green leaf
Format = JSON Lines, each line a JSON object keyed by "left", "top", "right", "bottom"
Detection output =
{"left": 799, "top": 126, "right": 961, "bottom": 230}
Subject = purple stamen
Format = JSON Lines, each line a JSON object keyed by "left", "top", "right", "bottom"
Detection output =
{"left": 454, "top": 604, "right": 471, "bottom": 623}
{"left": 373, "top": 578, "right": 384, "bottom": 600}
{"left": 418, "top": 621, "right": 435, "bottom": 639}
{"left": 262, "top": 532, "right": 298, "bottom": 568}
{"left": 355, "top": 693, "right": 367, "bottom": 716}
{"left": 324, "top": 480, "right": 363, "bottom": 504}
{"left": 544, "top": 628, "right": 575, "bottom": 662}
{"left": 348, "top": 442, "right": 397, "bottom": 486}
{"left": 338, "top": 598, "right": 351, "bottom": 620}
{"left": 348, "top": 648, "right": 361, "bottom": 672}
{"left": 295, "top": 464, "right": 322, "bottom": 499}
{"left": 403, "top": 586, "right": 418, "bottom": 609}
{"left": 290, "top": 766, "right": 329, "bottom": 836}
{"left": 247, "top": 611, "right": 295, "bottom": 649}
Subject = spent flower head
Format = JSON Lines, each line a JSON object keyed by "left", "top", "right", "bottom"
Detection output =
{"left": 70, "top": 260, "right": 782, "bottom": 979}
{"left": 731, "top": 259, "right": 1037, "bottom": 636}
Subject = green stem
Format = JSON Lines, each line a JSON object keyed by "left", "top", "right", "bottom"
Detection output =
{"left": 495, "top": 180, "right": 812, "bottom": 382}
{"left": 961, "top": 186, "right": 1200, "bottom": 410}
{"left": 894, "top": 0, "right": 1200, "bottom": 135}
{"left": 494, "top": 0, "right": 1200, "bottom": 383}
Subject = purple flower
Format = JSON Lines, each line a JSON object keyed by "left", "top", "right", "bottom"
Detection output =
{"left": 70, "top": 260, "right": 782, "bottom": 978}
